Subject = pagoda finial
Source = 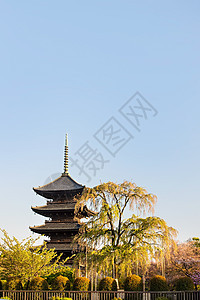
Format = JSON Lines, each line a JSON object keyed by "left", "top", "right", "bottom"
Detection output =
{"left": 63, "top": 133, "right": 69, "bottom": 175}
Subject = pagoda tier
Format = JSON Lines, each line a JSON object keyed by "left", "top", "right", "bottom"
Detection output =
{"left": 30, "top": 134, "right": 95, "bottom": 260}
{"left": 33, "top": 173, "right": 84, "bottom": 200}
{"left": 31, "top": 203, "right": 95, "bottom": 218}
{"left": 30, "top": 221, "right": 81, "bottom": 234}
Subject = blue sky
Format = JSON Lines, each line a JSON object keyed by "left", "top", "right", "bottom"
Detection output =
{"left": 0, "top": 1, "right": 200, "bottom": 243}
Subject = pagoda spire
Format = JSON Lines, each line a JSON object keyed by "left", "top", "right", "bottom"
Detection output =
{"left": 63, "top": 133, "right": 69, "bottom": 175}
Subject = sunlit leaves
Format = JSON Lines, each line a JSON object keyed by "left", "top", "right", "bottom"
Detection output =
{"left": 0, "top": 229, "right": 67, "bottom": 286}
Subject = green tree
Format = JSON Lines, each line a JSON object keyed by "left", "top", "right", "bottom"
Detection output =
{"left": 0, "top": 229, "right": 67, "bottom": 288}
{"left": 74, "top": 181, "right": 177, "bottom": 284}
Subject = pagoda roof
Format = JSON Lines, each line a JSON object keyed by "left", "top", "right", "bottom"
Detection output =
{"left": 32, "top": 203, "right": 96, "bottom": 218}
{"left": 32, "top": 203, "right": 76, "bottom": 213}
{"left": 33, "top": 173, "right": 84, "bottom": 199}
{"left": 30, "top": 222, "right": 81, "bottom": 234}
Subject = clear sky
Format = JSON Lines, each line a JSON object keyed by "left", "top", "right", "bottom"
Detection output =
{"left": 0, "top": 1, "right": 199, "bottom": 243}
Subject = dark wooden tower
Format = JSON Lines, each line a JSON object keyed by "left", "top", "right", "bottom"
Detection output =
{"left": 30, "top": 134, "right": 94, "bottom": 259}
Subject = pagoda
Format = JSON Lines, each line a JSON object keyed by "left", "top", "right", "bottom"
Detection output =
{"left": 30, "top": 134, "right": 94, "bottom": 260}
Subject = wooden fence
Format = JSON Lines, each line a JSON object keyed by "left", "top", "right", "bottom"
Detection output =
{"left": 0, "top": 290, "right": 200, "bottom": 300}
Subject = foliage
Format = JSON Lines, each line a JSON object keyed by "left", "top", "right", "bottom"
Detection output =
{"left": 51, "top": 275, "right": 70, "bottom": 291}
{"left": 124, "top": 275, "right": 142, "bottom": 291}
{"left": 0, "top": 229, "right": 67, "bottom": 288}
{"left": 15, "top": 280, "right": 23, "bottom": 290}
{"left": 192, "top": 237, "right": 200, "bottom": 248}
{"left": 0, "top": 281, "right": 6, "bottom": 290}
{"left": 175, "top": 276, "right": 194, "bottom": 291}
{"left": 164, "top": 239, "right": 200, "bottom": 285}
{"left": 190, "top": 272, "right": 200, "bottom": 286}
{"left": 5, "top": 279, "right": 23, "bottom": 290}
{"left": 73, "top": 277, "right": 90, "bottom": 291}
{"left": 46, "top": 267, "right": 74, "bottom": 284}
{"left": 155, "top": 297, "right": 168, "bottom": 300}
{"left": 29, "top": 276, "right": 49, "bottom": 290}
{"left": 74, "top": 182, "right": 177, "bottom": 281}
{"left": 112, "top": 279, "right": 117, "bottom": 291}
{"left": 149, "top": 275, "right": 168, "bottom": 291}
{"left": 99, "top": 277, "right": 117, "bottom": 291}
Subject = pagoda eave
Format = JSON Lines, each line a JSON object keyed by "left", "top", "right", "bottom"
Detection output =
{"left": 33, "top": 174, "right": 85, "bottom": 200}
{"left": 29, "top": 221, "right": 80, "bottom": 233}
{"left": 31, "top": 205, "right": 75, "bottom": 217}
{"left": 30, "top": 227, "right": 80, "bottom": 234}
{"left": 33, "top": 188, "right": 83, "bottom": 200}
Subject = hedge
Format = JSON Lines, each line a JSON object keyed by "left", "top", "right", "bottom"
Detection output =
{"left": 99, "top": 277, "right": 117, "bottom": 291}
{"left": 51, "top": 275, "right": 70, "bottom": 291}
{"left": 175, "top": 277, "right": 194, "bottom": 291}
{"left": 124, "top": 275, "right": 142, "bottom": 291}
{"left": 5, "top": 279, "right": 23, "bottom": 290}
{"left": 73, "top": 277, "right": 90, "bottom": 291}
{"left": 149, "top": 275, "right": 168, "bottom": 291}
{"left": 29, "top": 276, "right": 49, "bottom": 290}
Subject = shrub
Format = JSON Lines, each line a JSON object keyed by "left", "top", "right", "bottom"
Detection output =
{"left": 51, "top": 275, "right": 70, "bottom": 291}
{"left": 155, "top": 297, "right": 168, "bottom": 300}
{"left": 73, "top": 277, "right": 90, "bottom": 291}
{"left": 99, "top": 277, "right": 117, "bottom": 291}
{"left": 47, "top": 268, "right": 74, "bottom": 284}
{"left": 150, "top": 275, "right": 168, "bottom": 291}
{"left": 1, "top": 280, "right": 6, "bottom": 290}
{"left": 16, "top": 280, "right": 23, "bottom": 290}
{"left": 175, "top": 277, "right": 194, "bottom": 291}
{"left": 112, "top": 280, "right": 118, "bottom": 291}
{"left": 124, "top": 275, "right": 142, "bottom": 291}
{"left": 5, "top": 279, "right": 23, "bottom": 290}
{"left": 29, "top": 276, "right": 49, "bottom": 290}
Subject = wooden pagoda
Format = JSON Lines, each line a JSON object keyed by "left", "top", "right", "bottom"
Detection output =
{"left": 30, "top": 134, "right": 94, "bottom": 260}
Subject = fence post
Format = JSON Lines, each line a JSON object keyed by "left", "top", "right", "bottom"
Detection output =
{"left": 173, "top": 293, "right": 177, "bottom": 300}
